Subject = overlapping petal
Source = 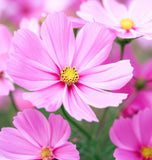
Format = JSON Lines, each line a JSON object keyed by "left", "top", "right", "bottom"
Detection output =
{"left": 63, "top": 85, "right": 98, "bottom": 122}
{"left": 41, "top": 13, "right": 76, "bottom": 69}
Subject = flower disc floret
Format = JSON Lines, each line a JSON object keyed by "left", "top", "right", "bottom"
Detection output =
{"left": 120, "top": 19, "right": 134, "bottom": 30}
{"left": 61, "top": 66, "right": 79, "bottom": 86}
{"left": 141, "top": 147, "right": 152, "bottom": 159}
{"left": 40, "top": 147, "right": 53, "bottom": 160}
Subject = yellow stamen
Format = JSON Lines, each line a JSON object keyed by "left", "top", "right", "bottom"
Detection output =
{"left": 120, "top": 19, "right": 134, "bottom": 30}
{"left": 39, "top": 147, "right": 53, "bottom": 160}
{"left": 61, "top": 66, "right": 79, "bottom": 86}
{"left": 141, "top": 146, "right": 152, "bottom": 159}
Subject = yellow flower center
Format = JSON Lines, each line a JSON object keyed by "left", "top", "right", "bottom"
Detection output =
{"left": 39, "top": 147, "right": 53, "bottom": 160}
{"left": 120, "top": 19, "right": 134, "bottom": 30}
{"left": 141, "top": 147, "right": 152, "bottom": 159}
{"left": 61, "top": 66, "right": 79, "bottom": 86}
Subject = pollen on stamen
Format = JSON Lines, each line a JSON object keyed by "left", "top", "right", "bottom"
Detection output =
{"left": 39, "top": 147, "right": 53, "bottom": 160}
{"left": 61, "top": 66, "right": 79, "bottom": 86}
{"left": 141, "top": 146, "right": 152, "bottom": 159}
{"left": 120, "top": 18, "right": 134, "bottom": 30}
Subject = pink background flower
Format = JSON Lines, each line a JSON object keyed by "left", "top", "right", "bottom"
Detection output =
{"left": 0, "top": 109, "right": 79, "bottom": 160}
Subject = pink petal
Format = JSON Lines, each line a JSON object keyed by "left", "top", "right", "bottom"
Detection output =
{"left": 128, "top": 0, "right": 152, "bottom": 26}
{"left": 132, "top": 109, "right": 152, "bottom": 146}
{"left": 102, "top": 0, "right": 128, "bottom": 23}
{"left": 73, "top": 23, "right": 115, "bottom": 72}
{"left": 7, "top": 29, "right": 59, "bottom": 91}
{"left": 0, "top": 78, "right": 14, "bottom": 96}
{"left": 13, "top": 109, "right": 50, "bottom": 147}
{"left": 0, "top": 25, "right": 12, "bottom": 54}
{"left": 114, "top": 148, "right": 142, "bottom": 160}
{"left": 75, "top": 83, "right": 127, "bottom": 108}
{"left": 53, "top": 142, "right": 79, "bottom": 160}
{"left": 41, "top": 12, "right": 76, "bottom": 70}
{"left": 79, "top": 60, "right": 133, "bottom": 90}
{"left": 63, "top": 85, "right": 98, "bottom": 122}
{"left": 0, "top": 128, "right": 40, "bottom": 160}
{"left": 77, "top": 0, "right": 112, "bottom": 25}
{"left": 23, "top": 82, "right": 65, "bottom": 112}
{"left": 49, "top": 114, "right": 71, "bottom": 148}
{"left": 0, "top": 53, "right": 9, "bottom": 72}
{"left": 110, "top": 117, "right": 140, "bottom": 151}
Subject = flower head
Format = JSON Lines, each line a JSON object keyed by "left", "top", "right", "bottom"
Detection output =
{"left": 8, "top": 12, "right": 133, "bottom": 122}
{"left": 77, "top": 0, "right": 152, "bottom": 39}
{"left": 110, "top": 108, "right": 152, "bottom": 160}
{"left": 0, "top": 109, "right": 79, "bottom": 160}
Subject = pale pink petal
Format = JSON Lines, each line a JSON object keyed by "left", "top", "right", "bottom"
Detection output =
{"left": 13, "top": 89, "right": 34, "bottom": 111}
{"left": 41, "top": 12, "right": 76, "bottom": 69}
{"left": 0, "top": 25, "right": 12, "bottom": 54}
{"left": 77, "top": 0, "right": 112, "bottom": 25}
{"left": 128, "top": 0, "right": 152, "bottom": 26}
{"left": 110, "top": 117, "right": 140, "bottom": 151}
{"left": 0, "top": 78, "right": 14, "bottom": 96}
{"left": 7, "top": 29, "right": 59, "bottom": 91}
{"left": 75, "top": 83, "right": 127, "bottom": 108}
{"left": 63, "top": 85, "right": 98, "bottom": 122}
{"left": 53, "top": 142, "right": 79, "bottom": 160}
{"left": 0, "top": 54, "right": 9, "bottom": 71}
{"left": 0, "top": 128, "right": 40, "bottom": 160}
{"left": 132, "top": 109, "right": 152, "bottom": 146}
{"left": 79, "top": 60, "right": 133, "bottom": 90}
{"left": 23, "top": 82, "right": 65, "bottom": 112}
{"left": 73, "top": 23, "right": 116, "bottom": 72}
{"left": 49, "top": 114, "right": 71, "bottom": 148}
{"left": 114, "top": 148, "right": 142, "bottom": 160}
{"left": 13, "top": 109, "right": 50, "bottom": 147}
{"left": 102, "top": 0, "right": 128, "bottom": 23}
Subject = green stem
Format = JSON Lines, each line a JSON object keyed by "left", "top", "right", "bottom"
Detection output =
{"left": 61, "top": 105, "right": 92, "bottom": 140}
{"left": 9, "top": 91, "right": 18, "bottom": 112}
{"left": 120, "top": 44, "right": 125, "bottom": 60}
{"left": 93, "top": 108, "right": 109, "bottom": 138}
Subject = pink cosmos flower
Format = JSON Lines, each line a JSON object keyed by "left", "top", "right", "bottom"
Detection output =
{"left": 0, "top": 154, "right": 10, "bottom": 160}
{"left": 77, "top": 0, "right": 152, "bottom": 39}
{"left": 110, "top": 108, "right": 152, "bottom": 160}
{"left": 0, "top": 109, "right": 79, "bottom": 160}
{"left": 106, "top": 43, "right": 152, "bottom": 117}
{"left": 13, "top": 88, "right": 34, "bottom": 111}
{"left": 0, "top": 25, "right": 14, "bottom": 96}
{"left": 8, "top": 13, "right": 133, "bottom": 122}
{"left": 2, "top": 0, "right": 45, "bottom": 25}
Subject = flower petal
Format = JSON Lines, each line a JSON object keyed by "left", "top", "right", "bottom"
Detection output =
{"left": 13, "top": 109, "right": 50, "bottom": 147}
{"left": 0, "top": 25, "right": 12, "bottom": 54}
{"left": 41, "top": 12, "right": 76, "bottom": 69}
{"left": 63, "top": 85, "right": 98, "bottom": 122}
{"left": 7, "top": 29, "right": 59, "bottom": 91}
{"left": 73, "top": 23, "right": 115, "bottom": 72}
{"left": 53, "top": 142, "right": 79, "bottom": 160}
{"left": 49, "top": 114, "right": 71, "bottom": 148}
{"left": 75, "top": 83, "right": 127, "bottom": 108}
{"left": 0, "top": 128, "right": 40, "bottom": 160}
{"left": 110, "top": 117, "right": 140, "bottom": 151}
{"left": 114, "top": 148, "right": 141, "bottom": 160}
{"left": 77, "top": 0, "right": 112, "bottom": 25}
{"left": 132, "top": 109, "right": 152, "bottom": 146}
{"left": 23, "top": 82, "right": 65, "bottom": 112}
{"left": 79, "top": 60, "right": 133, "bottom": 90}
